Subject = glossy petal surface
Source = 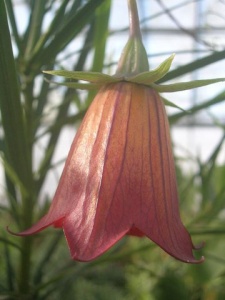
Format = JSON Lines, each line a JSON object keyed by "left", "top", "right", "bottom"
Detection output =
{"left": 16, "top": 82, "right": 203, "bottom": 263}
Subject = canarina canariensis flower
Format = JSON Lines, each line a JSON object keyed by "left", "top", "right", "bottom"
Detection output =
{"left": 10, "top": 0, "right": 225, "bottom": 263}
{"left": 13, "top": 82, "right": 204, "bottom": 263}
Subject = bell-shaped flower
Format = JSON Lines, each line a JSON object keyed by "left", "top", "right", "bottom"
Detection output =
{"left": 9, "top": 0, "right": 225, "bottom": 263}
{"left": 13, "top": 81, "right": 203, "bottom": 263}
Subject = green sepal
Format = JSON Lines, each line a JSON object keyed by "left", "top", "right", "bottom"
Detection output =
{"left": 43, "top": 59, "right": 225, "bottom": 93}
{"left": 150, "top": 78, "right": 225, "bottom": 93}
{"left": 44, "top": 79, "right": 101, "bottom": 90}
{"left": 115, "top": 37, "right": 149, "bottom": 77}
{"left": 114, "top": 0, "right": 149, "bottom": 77}
{"left": 126, "top": 54, "right": 175, "bottom": 84}
{"left": 161, "top": 97, "right": 190, "bottom": 113}
{"left": 43, "top": 70, "right": 122, "bottom": 84}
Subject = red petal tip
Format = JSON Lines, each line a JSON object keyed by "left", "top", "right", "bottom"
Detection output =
{"left": 6, "top": 226, "right": 21, "bottom": 236}
{"left": 188, "top": 256, "right": 205, "bottom": 264}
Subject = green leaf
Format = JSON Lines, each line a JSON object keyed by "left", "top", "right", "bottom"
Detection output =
{"left": 127, "top": 53, "right": 175, "bottom": 83}
{"left": 4, "top": 242, "right": 14, "bottom": 290}
{"left": 151, "top": 78, "right": 225, "bottom": 92}
{"left": 0, "top": 1, "right": 30, "bottom": 191}
{"left": 34, "top": 0, "right": 105, "bottom": 66}
{"left": 4, "top": 0, "right": 22, "bottom": 54}
{"left": 33, "top": 73, "right": 52, "bottom": 135}
{"left": 92, "top": 0, "right": 111, "bottom": 72}
{"left": 86, "top": 0, "right": 111, "bottom": 103}
{"left": 30, "top": 0, "right": 70, "bottom": 60}
{"left": 23, "top": 0, "right": 46, "bottom": 58}
{"left": 43, "top": 70, "right": 121, "bottom": 83}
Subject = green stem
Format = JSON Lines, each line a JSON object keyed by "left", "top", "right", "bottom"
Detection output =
{"left": 18, "top": 237, "right": 33, "bottom": 296}
{"left": 18, "top": 68, "right": 36, "bottom": 300}
{"left": 128, "top": 0, "right": 141, "bottom": 38}
{"left": 0, "top": 1, "right": 35, "bottom": 296}
{"left": 115, "top": 0, "right": 149, "bottom": 76}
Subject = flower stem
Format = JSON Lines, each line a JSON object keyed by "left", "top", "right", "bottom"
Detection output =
{"left": 17, "top": 80, "right": 36, "bottom": 297}
{"left": 18, "top": 236, "right": 33, "bottom": 295}
{"left": 0, "top": 2, "right": 35, "bottom": 296}
{"left": 128, "top": 0, "right": 142, "bottom": 38}
{"left": 115, "top": 0, "right": 149, "bottom": 77}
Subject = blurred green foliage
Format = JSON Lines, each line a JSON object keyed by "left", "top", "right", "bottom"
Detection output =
{"left": 0, "top": 0, "right": 225, "bottom": 299}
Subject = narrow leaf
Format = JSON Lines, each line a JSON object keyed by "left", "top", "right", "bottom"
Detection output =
{"left": 4, "top": 0, "right": 22, "bottom": 53}
{"left": 24, "top": 0, "right": 46, "bottom": 58}
{"left": 0, "top": 1, "right": 30, "bottom": 188}
{"left": 86, "top": 0, "right": 111, "bottom": 103}
{"left": 35, "top": 0, "right": 105, "bottom": 66}
{"left": 205, "top": 133, "right": 225, "bottom": 183}
{"left": 92, "top": 0, "right": 111, "bottom": 71}
{"left": 3, "top": 236, "right": 16, "bottom": 290}
{"left": 31, "top": 0, "right": 70, "bottom": 60}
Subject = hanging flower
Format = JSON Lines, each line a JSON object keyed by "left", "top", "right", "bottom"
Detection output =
{"left": 9, "top": 0, "right": 225, "bottom": 263}
{"left": 12, "top": 81, "right": 204, "bottom": 263}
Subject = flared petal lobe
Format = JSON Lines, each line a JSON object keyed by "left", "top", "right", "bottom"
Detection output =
{"left": 15, "top": 82, "right": 203, "bottom": 263}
